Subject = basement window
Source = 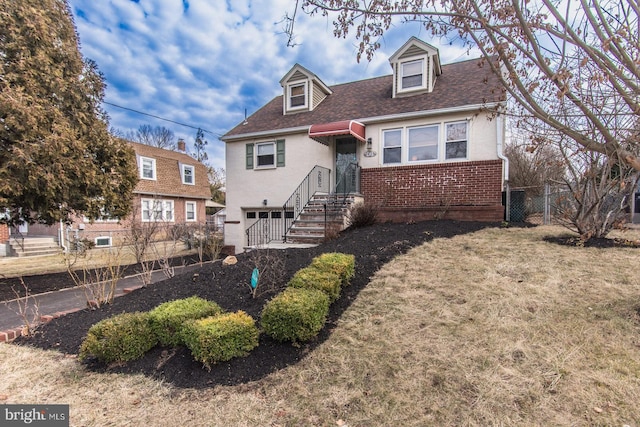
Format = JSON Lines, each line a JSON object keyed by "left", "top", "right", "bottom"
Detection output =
{"left": 94, "top": 236, "right": 112, "bottom": 247}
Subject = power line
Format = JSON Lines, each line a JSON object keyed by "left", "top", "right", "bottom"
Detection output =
{"left": 103, "top": 101, "right": 222, "bottom": 137}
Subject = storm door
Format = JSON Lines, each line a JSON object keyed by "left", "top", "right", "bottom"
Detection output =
{"left": 335, "top": 137, "right": 358, "bottom": 194}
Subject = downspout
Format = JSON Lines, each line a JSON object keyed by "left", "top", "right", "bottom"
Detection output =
{"left": 496, "top": 111, "right": 510, "bottom": 221}
{"left": 59, "top": 218, "right": 67, "bottom": 253}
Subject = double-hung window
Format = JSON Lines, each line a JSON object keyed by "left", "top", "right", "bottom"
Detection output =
{"left": 383, "top": 129, "right": 402, "bottom": 164}
{"left": 140, "top": 156, "right": 156, "bottom": 180}
{"left": 408, "top": 125, "right": 439, "bottom": 162}
{"left": 401, "top": 59, "right": 424, "bottom": 90}
{"left": 141, "top": 199, "right": 174, "bottom": 222}
{"left": 288, "top": 82, "right": 307, "bottom": 109}
{"left": 445, "top": 121, "right": 468, "bottom": 159}
{"left": 182, "top": 164, "right": 195, "bottom": 185}
{"left": 256, "top": 142, "right": 275, "bottom": 168}
{"left": 185, "top": 201, "right": 196, "bottom": 221}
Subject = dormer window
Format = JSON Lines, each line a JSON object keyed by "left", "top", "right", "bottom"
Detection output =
{"left": 389, "top": 37, "right": 442, "bottom": 98}
{"left": 181, "top": 164, "right": 195, "bottom": 185}
{"left": 288, "top": 82, "right": 307, "bottom": 110}
{"left": 140, "top": 156, "right": 156, "bottom": 180}
{"left": 401, "top": 59, "right": 425, "bottom": 90}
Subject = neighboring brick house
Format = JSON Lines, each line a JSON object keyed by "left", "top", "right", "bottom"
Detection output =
{"left": 5, "top": 141, "right": 211, "bottom": 254}
{"left": 221, "top": 37, "right": 508, "bottom": 252}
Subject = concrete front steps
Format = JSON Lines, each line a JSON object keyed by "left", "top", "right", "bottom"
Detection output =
{"left": 9, "top": 236, "right": 61, "bottom": 257}
{"left": 286, "top": 194, "right": 357, "bottom": 244}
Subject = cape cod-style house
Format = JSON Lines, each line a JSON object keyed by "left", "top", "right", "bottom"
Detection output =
{"left": 221, "top": 37, "right": 508, "bottom": 253}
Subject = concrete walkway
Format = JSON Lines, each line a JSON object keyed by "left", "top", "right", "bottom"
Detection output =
{"left": 0, "top": 263, "right": 207, "bottom": 342}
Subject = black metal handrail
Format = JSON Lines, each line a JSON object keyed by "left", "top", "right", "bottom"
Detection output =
{"left": 245, "top": 215, "right": 285, "bottom": 247}
{"left": 282, "top": 165, "right": 331, "bottom": 242}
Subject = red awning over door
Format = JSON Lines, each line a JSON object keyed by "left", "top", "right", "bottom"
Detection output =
{"left": 308, "top": 120, "right": 366, "bottom": 145}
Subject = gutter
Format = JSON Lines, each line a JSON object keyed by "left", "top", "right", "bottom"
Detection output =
{"left": 221, "top": 101, "right": 506, "bottom": 143}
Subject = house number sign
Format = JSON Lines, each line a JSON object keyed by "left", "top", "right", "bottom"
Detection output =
{"left": 364, "top": 151, "right": 377, "bottom": 158}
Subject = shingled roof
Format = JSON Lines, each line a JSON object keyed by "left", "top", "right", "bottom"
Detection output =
{"left": 222, "top": 56, "right": 505, "bottom": 140}
{"left": 130, "top": 142, "right": 211, "bottom": 200}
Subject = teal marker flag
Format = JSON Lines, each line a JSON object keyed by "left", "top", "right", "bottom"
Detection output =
{"left": 251, "top": 268, "right": 259, "bottom": 289}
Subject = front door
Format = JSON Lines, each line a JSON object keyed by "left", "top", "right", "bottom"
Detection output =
{"left": 335, "top": 137, "right": 357, "bottom": 194}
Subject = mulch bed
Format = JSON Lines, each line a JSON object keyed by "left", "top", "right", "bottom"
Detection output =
{"left": 7, "top": 220, "right": 510, "bottom": 388}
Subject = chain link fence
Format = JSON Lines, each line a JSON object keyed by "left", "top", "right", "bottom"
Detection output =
{"left": 503, "top": 183, "right": 572, "bottom": 225}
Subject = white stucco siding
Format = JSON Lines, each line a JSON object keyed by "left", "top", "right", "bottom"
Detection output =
{"left": 359, "top": 111, "right": 500, "bottom": 168}
{"left": 224, "top": 132, "right": 333, "bottom": 251}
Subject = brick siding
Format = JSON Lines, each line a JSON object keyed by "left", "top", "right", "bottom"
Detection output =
{"left": 0, "top": 224, "right": 8, "bottom": 243}
{"left": 361, "top": 160, "right": 504, "bottom": 222}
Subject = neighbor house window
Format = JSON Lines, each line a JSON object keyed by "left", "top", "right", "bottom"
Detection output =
{"left": 401, "top": 59, "right": 424, "bottom": 90}
{"left": 94, "top": 236, "right": 112, "bottom": 247}
{"left": 141, "top": 198, "right": 174, "bottom": 222}
{"left": 383, "top": 129, "right": 402, "bottom": 164}
{"left": 445, "top": 121, "right": 468, "bottom": 159}
{"left": 140, "top": 156, "right": 156, "bottom": 180}
{"left": 408, "top": 125, "right": 439, "bottom": 161}
{"left": 185, "top": 201, "right": 196, "bottom": 222}
{"left": 181, "top": 164, "right": 195, "bottom": 185}
{"left": 246, "top": 211, "right": 256, "bottom": 219}
{"left": 288, "top": 82, "right": 307, "bottom": 109}
{"left": 256, "top": 142, "right": 275, "bottom": 168}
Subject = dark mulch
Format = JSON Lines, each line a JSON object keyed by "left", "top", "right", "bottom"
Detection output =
{"left": 543, "top": 235, "right": 640, "bottom": 248}
{"left": 12, "top": 221, "right": 499, "bottom": 389}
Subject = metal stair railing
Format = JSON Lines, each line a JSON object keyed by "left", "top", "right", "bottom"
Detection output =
{"left": 282, "top": 165, "right": 331, "bottom": 243}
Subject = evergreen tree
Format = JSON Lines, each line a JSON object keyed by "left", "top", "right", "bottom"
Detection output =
{"left": 0, "top": 0, "right": 138, "bottom": 225}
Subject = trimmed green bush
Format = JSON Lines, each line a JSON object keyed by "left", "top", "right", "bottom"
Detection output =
{"left": 261, "top": 287, "right": 329, "bottom": 344}
{"left": 310, "top": 252, "right": 356, "bottom": 286}
{"left": 148, "top": 296, "right": 223, "bottom": 347}
{"left": 79, "top": 311, "right": 157, "bottom": 363}
{"left": 182, "top": 311, "right": 259, "bottom": 369}
{"left": 288, "top": 266, "right": 342, "bottom": 303}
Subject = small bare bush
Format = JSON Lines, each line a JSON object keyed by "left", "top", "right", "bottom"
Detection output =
{"left": 347, "top": 202, "right": 378, "bottom": 228}
{"left": 66, "top": 246, "right": 125, "bottom": 308}
{"left": 248, "top": 248, "right": 285, "bottom": 298}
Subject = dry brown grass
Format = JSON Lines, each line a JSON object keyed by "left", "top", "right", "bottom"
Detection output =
{"left": 2, "top": 225, "right": 640, "bottom": 426}
{"left": 0, "top": 241, "right": 197, "bottom": 278}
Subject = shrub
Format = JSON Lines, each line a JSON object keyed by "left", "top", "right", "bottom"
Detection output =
{"left": 261, "top": 287, "right": 330, "bottom": 344}
{"left": 182, "top": 311, "right": 259, "bottom": 369}
{"left": 148, "top": 296, "right": 223, "bottom": 347}
{"left": 310, "top": 252, "right": 356, "bottom": 286}
{"left": 79, "top": 311, "right": 157, "bottom": 363}
{"left": 288, "top": 266, "right": 342, "bottom": 303}
{"left": 347, "top": 202, "right": 378, "bottom": 228}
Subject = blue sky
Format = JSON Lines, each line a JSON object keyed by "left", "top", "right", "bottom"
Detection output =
{"left": 68, "top": 0, "right": 478, "bottom": 170}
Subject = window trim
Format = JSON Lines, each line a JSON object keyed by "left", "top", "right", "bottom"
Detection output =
{"left": 256, "top": 141, "right": 276, "bottom": 169}
{"left": 287, "top": 81, "right": 308, "bottom": 110}
{"left": 94, "top": 236, "right": 112, "bottom": 247}
{"left": 408, "top": 124, "right": 440, "bottom": 163}
{"left": 380, "top": 119, "right": 469, "bottom": 165}
{"left": 181, "top": 164, "right": 195, "bottom": 185}
{"left": 141, "top": 198, "right": 175, "bottom": 223}
{"left": 399, "top": 57, "right": 427, "bottom": 93}
{"left": 382, "top": 129, "right": 403, "bottom": 165}
{"left": 445, "top": 120, "right": 469, "bottom": 160}
{"left": 185, "top": 201, "right": 197, "bottom": 222}
{"left": 139, "top": 156, "right": 157, "bottom": 181}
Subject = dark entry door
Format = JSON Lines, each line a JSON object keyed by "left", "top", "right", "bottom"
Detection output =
{"left": 335, "top": 137, "right": 357, "bottom": 194}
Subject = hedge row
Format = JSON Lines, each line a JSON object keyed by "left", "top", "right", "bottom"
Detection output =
{"left": 261, "top": 252, "right": 355, "bottom": 344}
{"left": 79, "top": 296, "right": 259, "bottom": 367}
{"left": 79, "top": 252, "right": 356, "bottom": 365}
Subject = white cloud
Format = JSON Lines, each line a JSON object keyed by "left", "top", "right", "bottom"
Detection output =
{"left": 68, "top": 0, "right": 478, "bottom": 171}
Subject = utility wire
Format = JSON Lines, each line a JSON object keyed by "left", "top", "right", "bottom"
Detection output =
{"left": 103, "top": 101, "right": 222, "bottom": 137}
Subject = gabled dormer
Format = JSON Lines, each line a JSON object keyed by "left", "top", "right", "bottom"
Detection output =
{"left": 279, "top": 64, "right": 332, "bottom": 115}
{"left": 389, "top": 37, "right": 442, "bottom": 98}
